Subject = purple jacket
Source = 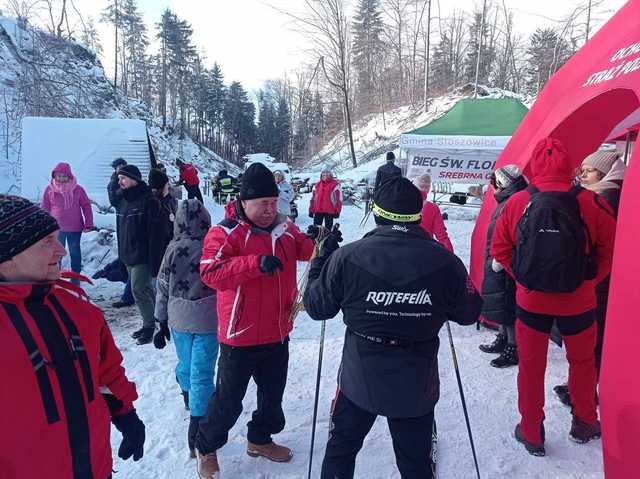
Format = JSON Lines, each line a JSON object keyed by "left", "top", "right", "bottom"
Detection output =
{"left": 42, "top": 163, "right": 94, "bottom": 232}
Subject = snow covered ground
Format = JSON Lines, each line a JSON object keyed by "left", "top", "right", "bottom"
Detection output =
{"left": 81, "top": 192, "right": 604, "bottom": 479}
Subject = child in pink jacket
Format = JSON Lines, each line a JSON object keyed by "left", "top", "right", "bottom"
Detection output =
{"left": 42, "top": 162, "right": 94, "bottom": 283}
{"left": 413, "top": 174, "right": 454, "bottom": 252}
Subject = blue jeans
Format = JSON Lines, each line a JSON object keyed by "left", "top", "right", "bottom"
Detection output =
{"left": 121, "top": 279, "right": 134, "bottom": 304}
{"left": 173, "top": 330, "right": 219, "bottom": 417}
{"left": 58, "top": 231, "right": 82, "bottom": 284}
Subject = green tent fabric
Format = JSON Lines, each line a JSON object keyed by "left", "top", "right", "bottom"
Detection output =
{"left": 406, "top": 98, "right": 529, "bottom": 136}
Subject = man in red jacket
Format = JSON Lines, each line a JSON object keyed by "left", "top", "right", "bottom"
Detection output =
{"left": 195, "top": 163, "right": 315, "bottom": 478}
{"left": 309, "top": 168, "right": 342, "bottom": 229}
{"left": 0, "top": 195, "right": 145, "bottom": 479}
{"left": 491, "top": 138, "right": 616, "bottom": 456}
{"left": 176, "top": 158, "right": 204, "bottom": 203}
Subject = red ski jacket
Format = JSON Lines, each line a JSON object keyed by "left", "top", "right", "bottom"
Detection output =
{"left": 179, "top": 164, "right": 200, "bottom": 186}
{"left": 490, "top": 138, "right": 616, "bottom": 316}
{"left": 200, "top": 215, "right": 315, "bottom": 347}
{"left": 310, "top": 178, "right": 342, "bottom": 216}
{"left": 420, "top": 201, "right": 454, "bottom": 252}
{"left": 0, "top": 280, "right": 137, "bottom": 479}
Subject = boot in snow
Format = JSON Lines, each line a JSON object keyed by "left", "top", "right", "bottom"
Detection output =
{"left": 515, "top": 424, "right": 545, "bottom": 457}
{"left": 553, "top": 384, "right": 572, "bottom": 407}
{"left": 479, "top": 332, "right": 506, "bottom": 354}
{"left": 196, "top": 449, "right": 219, "bottom": 478}
{"left": 247, "top": 441, "right": 293, "bottom": 462}
{"left": 490, "top": 344, "right": 518, "bottom": 368}
{"left": 569, "top": 417, "right": 601, "bottom": 444}
{"left": 188, "top": 416, "right": 201, "bottom": 458}
{"left": 131, "top": 327, "right": 145, "bottom": 339}
{"left": 113, "top": 300, "right": 135, "bottom": 309}
{"left": 182, "top": 390, "right": 190, "bottom": 411}
{"left": 136, "top": 328, "right": 155, "bottom": 345}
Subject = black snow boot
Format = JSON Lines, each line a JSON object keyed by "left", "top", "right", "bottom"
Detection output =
{"left": 515, "top": 424, "right": 545, "bottom": 457}
{"left": 569, "top": 416, "right": 601, "bottom": 444}
{"left": 182, "top": 390, "right": 190, "bottom": 411}
{"left": 188, "top": 416, "right": 202, "bottom": 459}
{"left": 131, "top": 328, "right": 145, "bottom": 340}
{"left": 136, "top": 327, "right": 155, "bottom": 345}
{"left": 490, "top": 344, "right": 518, "bottom": 368}
{"left": 479, "top": 332, "right": 506, "bottom": 354}
{"left": 553, "top": 384, "right": 572, "bottom": 407}
{"left": 113, "top": 300, "right": 135, "bottom": 309}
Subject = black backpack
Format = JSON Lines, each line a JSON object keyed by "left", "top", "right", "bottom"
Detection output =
{"left": 512, "top": 185, "right": 596, "bottom": 293}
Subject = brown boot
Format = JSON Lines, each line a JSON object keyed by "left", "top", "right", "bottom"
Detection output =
{"left": 196, "top": 450, "right": 220, "bottom": 478}
{"left": 247, "top": 441, "right": 293, "bottom": 462}
{"left": 569, "top": 417, "right": 601, "bottom": 444}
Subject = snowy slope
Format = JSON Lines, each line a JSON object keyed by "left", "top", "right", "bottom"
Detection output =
{"left": 78, "top": 193, "right": 603, "bottom": 479}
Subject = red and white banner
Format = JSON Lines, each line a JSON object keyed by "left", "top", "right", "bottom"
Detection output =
{"left": 406, "top": 148, "right": 498, "bottom": 184}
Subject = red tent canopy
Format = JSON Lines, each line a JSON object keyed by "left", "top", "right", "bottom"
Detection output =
{"left": 470, "top": 1, "right": 640, "bottom": 476}
{"left": 605, "top": 106, "right": 640, "bottom": 141}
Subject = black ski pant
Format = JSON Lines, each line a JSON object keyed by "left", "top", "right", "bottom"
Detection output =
{"left": 185, "top": 184, "right": 204, "bottom": 203}
{"left": 321, "top": 391, "right": 434, "bottom": 479}
{"left": 196, "top": 338, "right": 289, "bottom": 454}
{"left": 313, "top": 213, "right": 334, "bottom": 230}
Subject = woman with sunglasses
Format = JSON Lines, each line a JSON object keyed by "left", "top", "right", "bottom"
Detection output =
{"left": 479, "top": 165, "right": 528, "bottom": 368}
{"left": 554, "top": 150, "right": 626, "bottom": 406}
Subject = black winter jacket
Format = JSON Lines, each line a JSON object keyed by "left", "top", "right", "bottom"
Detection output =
{"left": 107, "top": 171, "right": 123, "bottom": 209}
{"left": 374, "top": 162, "right": 402, "bottom": 191}
{"left": 304, "top": 225, "right": 482, "bottom": 418}
{"left": 114, "top": 183, "right": 165, "bottom": 275}
{"left": 480, "top": 177, "right": 527, "bottom": 325}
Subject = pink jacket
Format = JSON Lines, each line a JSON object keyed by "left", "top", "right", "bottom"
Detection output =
{"left": 420, "top": 201, "right": 454, "bottom": 252}
{"left": 42, "top": 163, "right": 94, "bottom": 232}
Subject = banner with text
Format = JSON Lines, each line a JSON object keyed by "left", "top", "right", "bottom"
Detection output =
{"left": 406, "top": 148, "right": 499, "bottom": 184}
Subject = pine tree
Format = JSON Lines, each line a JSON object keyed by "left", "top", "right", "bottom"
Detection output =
{"left": 352, "top": 0, "right": 385, "bottom": 111}
{"left": 275, "top": 95, "right": 291, "bottom": 162}
{"left": 526, "top": 28, "right": 571, "bottom": 94}
{"left": 463, "top": 11, "right": 495, "bottom": 85}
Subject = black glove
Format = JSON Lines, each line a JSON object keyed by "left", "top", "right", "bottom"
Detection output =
{"left": 92, "top": 268, "right": 106, "bottom": 280}
{"left": 308, "top": 211, "right": 314, "bottom": 218}
{"left": 322, "top": 228, "right": 343, "bottom": 254}
{"left": 306, "top": 225, "right": 321, "bottom": 241}
{"left": 153, "top": 320, "right": 170, "bottom": 349}
{"left": 112, "top": 410, "right": 145, "bottom": 461}
{"left": 259, "top": 255, "right": 284, "bottom": 276}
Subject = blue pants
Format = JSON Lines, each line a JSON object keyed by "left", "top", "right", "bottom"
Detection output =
{"left": 173, "top": 330, "right": 219, "bottom": 417}
{"left": 58, "top": 231, "right": 82, "bottom": 284}
{"left": 121, "top": 279, "right": 134, "bottom": 303}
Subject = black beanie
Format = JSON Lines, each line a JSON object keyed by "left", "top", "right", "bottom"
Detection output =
{"left": 373, "top": 177, "right": 423, "bottom": 225}
{"left": 386, "top": 151, "right": 396, "bottom": 162}
{"left": 148, "top": 168, "right": 169, "bottom": 190}
{"left": 112, "top": 158, "right": 127, "bottom": 170}
{"left": 240, "top": 163, "right": 279, "bottom": 200}
{"left": 0, "top": 195, "right": 59, "bottom": 264}
{"left": 118, "top": 164, "right": 143, "bottom": 183}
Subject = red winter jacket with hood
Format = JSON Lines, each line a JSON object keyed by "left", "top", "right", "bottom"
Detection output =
{"left": 0, "top": 279, "right": 137, "bottom": 479}
{"left": 310, "top": 176, "right": 342, "bottom": 216}
{"left": 179, "top": 163, "right": 200, "bottom": 186}
{"left": 490, "top": 137, "right": 616, "bottom": 316}
{"left": 200, "top": 212, "right": 315, "bottom": 347}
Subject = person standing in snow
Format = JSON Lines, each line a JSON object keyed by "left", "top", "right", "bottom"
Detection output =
{"left": 112, "top": 165, "right": 165, "bottom": 345}
{"left": 478, "top": 165, "right": 528, "bottom": 369}
{"left": 303, "top": 177, "right": 482, "bottom": 479}
{"left": 554, "top": 150, "right": 624, "bottom": 406}
{"left": 0, "top": 195, "right": 145, "bottom": 479}
{"left": 149, "top": 167, "right": 178, "bottom": 264}
{"left": 176, "top": 158, "right": 204, "bottom": 203}
{"left": 374, "top": 151, "right": 402, "bottom": 192}
{"left": 153, "top": 199, "right": 218, "bottom": 459}
{"left": 156, "top": 162, "right": 183, "bottom": 200}
{"left": 215, "top": 170, "right": 236, "bottom": 203}
{"left": 413, "top": 173, "right": 454, "bottom": 252}
{"left": 309, "top": 169, "right": 342, "bottom": 229}
{"left": 195, "top": 163, "right": 315, "bottom": 478}
{"left": 41, "top": 162, "right": 94, "bottom": 285}
{"left": 274, "top": 170, "right": 294, "bottom": 217}
{"left": 491, "top": 137, "right": 616, "bottom": 456}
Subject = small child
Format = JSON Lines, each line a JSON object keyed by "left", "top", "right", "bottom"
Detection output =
{"left": 153, "top": 199, "right": 218, "bottom": 458}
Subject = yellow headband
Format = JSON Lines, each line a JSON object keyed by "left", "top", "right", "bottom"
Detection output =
{"left": 372, "top": 203, "right": 421, "bottom": 222}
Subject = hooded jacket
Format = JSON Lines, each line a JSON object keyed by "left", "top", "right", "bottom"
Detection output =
{"left": 303, "top": 225, "right": 481, "bottom": 418}
{"left": 200, "top": 211, "right": 315, "bottom": 347}
{"left": 490, "top": 138, "right": 617, "bottom": 316}
{"left": 179, "top": 163, "right": 200, "bottom": 186}
{"left": 155, "top": 200, "right": 217, "bottom": 334}
{"left": 42, "top": 163, "right": 93, "bottom": 232}
{"left": 276, "top": 179, "right": 295, "bottom": 216}
{"left": 0, "top": 280, "right": 137, "bottom": 479}
{"left": 310, "top": 176, "right": 342, "bottom": 216}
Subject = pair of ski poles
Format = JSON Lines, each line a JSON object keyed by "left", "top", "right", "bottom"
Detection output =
{"left": 306, "top": 321, "right": 481, "bottom": 479}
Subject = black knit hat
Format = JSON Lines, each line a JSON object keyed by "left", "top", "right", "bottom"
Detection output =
{"left": 148, "top": 168, "right": 169, "bottom": 190}
{"left": 0, "top": 195, "right": 59, "bottom": 264}
{"left": 386, "top": 151, "right": 396, "bottom": 162}
{"left": 118, "top": 164, "right": 143, "bottom": 183}
{"left": 373, "top": 177, "right": 423, "bottom": 224}
{"left": 240, "top": 163, "right": 279, "bottom": 200}
{"left": 112, "top": 158, "right": 127, "bottom": 170}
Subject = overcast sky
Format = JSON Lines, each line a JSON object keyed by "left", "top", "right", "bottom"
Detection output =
{"left": 78, "top": 0, "right": 627, "bottom": 93}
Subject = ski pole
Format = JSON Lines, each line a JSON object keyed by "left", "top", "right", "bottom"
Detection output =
{"left": 445, "top": 321, "right": 481, "bottom": 479}
{"left": 307, "top": 319, "right": 327, "bottom": 479}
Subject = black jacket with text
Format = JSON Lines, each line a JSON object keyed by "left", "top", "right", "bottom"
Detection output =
{"left": 304, "top": 225, "right": 482, "bottom": 418}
